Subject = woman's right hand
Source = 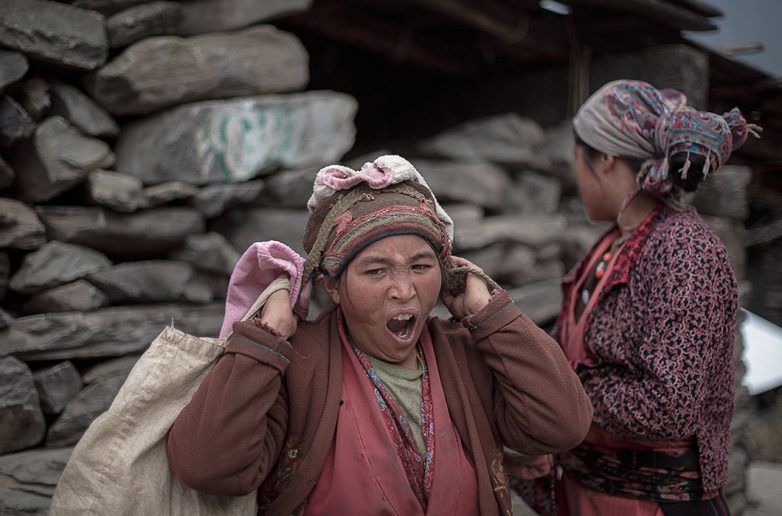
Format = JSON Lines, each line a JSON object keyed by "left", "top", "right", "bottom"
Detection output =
{"left": 260, "top": 288, "right": 298, "bottom": 340}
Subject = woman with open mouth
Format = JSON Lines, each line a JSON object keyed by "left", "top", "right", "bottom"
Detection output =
{"left": 166, "top": 155, "right": 592, "bottom": 515}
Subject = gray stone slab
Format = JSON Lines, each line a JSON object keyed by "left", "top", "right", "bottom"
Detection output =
{"left": 19, "top": 77, "right": 51, "bottom": 121}
{"left": 744, "top": 461, "right": 782, "bottom": 516}
{"left": 694, "top": 165, "right": 752, "bottom": 222}
{"left": 36, "top": 206, "right": 205, "bottom": 258}
{"left": 507, "top": 278, "right": 562, "bottom": 326}
{"left": 107, "top": 1, "right": 183, "bottom": 48}
{"left": 418, "top": 113, "right": 546, "bottom": 167}
{"left": 0, "top": 253, "right": 8, "bottom": 302}
{"left": 0, "top": 50, "right": 28, "bottom": 93}
{"left": 412, "top": 159, "right": 512, "bottom": 208}
{"left": 0, "top": 154, "right": 12, "bottom": 189}
{"left": 46, "top": 370, "right": 126, "bottom": 447}
{"left": 168, "top": 232, "right": 239, "bottom": 276}
{"left": 24, "top": 279, "right": 110, "bottom": 313}
{"left": 89, "top": 25, "right": 309, "bottom": 115}
{"left": 0, "top": 356, "right": 46, "bottom": 454}
{"left": 0, "top": 0, "right": 108, "bottom": 71}
{"left": 0, "top": 447, "right": 72, "bottom": 497}
{"left": 213, "top": 207, "right": 309, "bottom": 256}
{"left": 143, "top": 181, "right": 198, "bottom": 207}
{"left": 454, "top": 214, "right": 568, "bottom": 252}
{"left": 49, "top": 81, "right": 119, "bottom": 139}
{"left": 33, "top": 361, "right": 83, "bottom": 415}
{"left": 590, "top": 44, "right": 709, "bottom": 110}
{"left": 262, "top": 167, "right": 318, "bottom": 208}
{"left": 0, "top": 485, "right": 50, "bottom": 516}
{"left": 86, "top": 169, "right": 145, "bottom": 212}
{"left": 82, "top": 355, "right": 139, "bottom": 384}
{"left": 0, "top": 308, "right": 11, "bottom": 330}
{"left": 176, "top": 0, "right": 310, "bottom": 36}
{"left": 505, "top": 170, "right": 562, "bottom": 215}
{"left": 462, "top": 244, "right": 535, "bottom": 286}
{"left": 0, "top": 96, "right": 36, "bottom": 148}
{"left": 114, "top": 91, "right": 357, "bottom": 185}
{"left": 73, "top": 0, "right": 147, "bottom": 15}
{"left": 540, "top": 119, "right": 577, "bottom": 187}
{"left": 0, "top": 302, "right": 224, "bottom": 360}
{"left": 0, "top": 198, "right": 46, "bottom": 251}
{"left": 10, "top": 117, "right": 115, "bottom": 203}
{"left": 9, "top": 241, "right": 112, "bottom": 294}
{"left": 86, "top": 260, "right": 194, "bottom": 303}
{"left": 192, "top": 180, "right": 264, "bottom": 218}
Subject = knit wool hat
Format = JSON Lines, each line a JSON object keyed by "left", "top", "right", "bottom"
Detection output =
{"left": 302, "top": 157, "right": 452, "bottom": 282}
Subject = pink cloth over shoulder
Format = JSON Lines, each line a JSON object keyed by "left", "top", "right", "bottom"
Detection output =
{"left": 219, "top": 241, "right": 311, "bottom": 338}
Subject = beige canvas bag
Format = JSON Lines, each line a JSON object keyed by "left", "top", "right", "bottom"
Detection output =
{"left": 50, "top": 278, "right": 291, "bottom": 516}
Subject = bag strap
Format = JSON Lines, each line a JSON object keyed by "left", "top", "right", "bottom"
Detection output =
{"left": 225, "top": 276, "right": 292, "bottom": 339}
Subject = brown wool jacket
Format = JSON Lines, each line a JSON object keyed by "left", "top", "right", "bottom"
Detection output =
{"left": 167, "top": 290, "right": 592, "bottom": 515}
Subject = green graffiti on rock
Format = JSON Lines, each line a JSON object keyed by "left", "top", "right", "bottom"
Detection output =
{"left": 197, "top": 103, "right": 299, "bottom": 183}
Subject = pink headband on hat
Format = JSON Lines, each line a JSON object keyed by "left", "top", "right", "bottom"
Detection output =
{"left": 308, "top": 154, "right": 454, "bottom": 241}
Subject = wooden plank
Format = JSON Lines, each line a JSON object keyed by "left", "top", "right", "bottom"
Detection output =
{"left": 666, "top": 0, "right": 723, "bottom": 18}
{"left": 412, "top": 0, "right": 532, "bottom": 41}
{"left": 560, "top": 0, "right": 717, "bottom": 31}
{"left": 282, "top": 1, "right": 480, "bottom": 74}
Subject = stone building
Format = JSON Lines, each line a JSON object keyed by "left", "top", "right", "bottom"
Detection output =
{"left": 0, "top": 0, "right": 780, "bottom": 514}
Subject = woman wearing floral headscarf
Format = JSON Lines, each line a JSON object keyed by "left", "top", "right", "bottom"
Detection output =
{"left": 520, "top": 80, "right": 760, "bottom": 515}
{"left": 166, "top": 155, "right": 592, "bottom": 515}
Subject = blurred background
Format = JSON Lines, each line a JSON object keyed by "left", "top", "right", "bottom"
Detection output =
{"left": 0, "top": 0, "right": 780, "bottom": 514}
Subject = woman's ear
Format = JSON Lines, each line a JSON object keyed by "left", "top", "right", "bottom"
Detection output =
{"left": 318, "top": 273, "right": 341, "bottom": 305}
{"left": 597, "top": 153, "right": 616, "bottom": 174}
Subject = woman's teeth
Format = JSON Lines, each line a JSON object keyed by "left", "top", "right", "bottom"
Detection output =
{"left": 387, "top": 314, "right": 415, "bottom": 337}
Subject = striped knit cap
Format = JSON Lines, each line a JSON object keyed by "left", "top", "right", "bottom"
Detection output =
{"left": 302, "top": 181, "right": 451, "bottom": 282}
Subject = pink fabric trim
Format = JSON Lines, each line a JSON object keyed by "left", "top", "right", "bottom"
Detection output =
{"left": 219, "top": 241, "right": 311, "bottom": 338}
{"left": 560, "top": 230, "right": 618, "bottom": 368}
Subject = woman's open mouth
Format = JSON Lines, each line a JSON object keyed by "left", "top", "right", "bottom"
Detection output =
{"left": 386, "top": 313, "right": 416, "bottom": 340}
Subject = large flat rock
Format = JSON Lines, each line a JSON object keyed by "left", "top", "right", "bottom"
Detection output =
{"left": 86, "top": 260, "right": 195, "bottom": 303}
{"left": 10, "top": 117, "right": 115, "bottom": 203}
{"left": 0, "top": 0, "right": 107, "bottom": 71}
{"left": 176, "top": 0, "right": 311, "bottom": 36}
{"left": 0, "top": 447, "right": 72, "bottom": 498}
{"left": 24, "top": 279, "right": 110, "bottom": 313}
{"left": 0, "top": 198, "right": 45, "bottom": 251}
{"left": 36, "top": 206, "right": 205, "bottom": 258}
{"left": 0, "top": 302, "right": 224, "bottom": 360}
{"left": 0, "top": 356, "right": 46, "bottom": 454}
{"left": 454, "top": 214, "right": 568, "bottom": 252}
{"left": 107, "top": 1, "right": 183, "bottom": 48}
{"left": 213, "top": 207, "right": 309, "bottom": 256}
{"left": 89, "top": 25, "right": 309, "bottom": 115}
{"left": 9, "top": 241, "right": 112, "bottom": 295}
{"left": 0, "top": 50, "right": 28, "bottom": 94}
{"left": 49, "top": 81, "right": 119, "bottom": 139}
{"left": 412, "top": 159, "right": 512, "bottom": 208}
{"left": 114, "top": 91, "right": 357, "bottom": 185}
{"left": 33, "top": 362, "right": 83, "bottom": 415}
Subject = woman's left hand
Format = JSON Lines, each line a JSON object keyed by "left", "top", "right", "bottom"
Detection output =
{"left": 441, "top": 256, "right": 493, "bottom": 320}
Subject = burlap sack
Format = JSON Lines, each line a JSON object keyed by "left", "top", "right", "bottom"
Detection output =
{"left": 50, "top": 278, "right": 291, "bottom": 516}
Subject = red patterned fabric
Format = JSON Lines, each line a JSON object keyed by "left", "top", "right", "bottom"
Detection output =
{"left": 555, "top": 204, "right": 738, "bottom": 493}
{"left": 339, "top": 312, "right": 436, "bottom": 510}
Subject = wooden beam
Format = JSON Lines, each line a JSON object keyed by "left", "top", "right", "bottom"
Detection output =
{"left": 282, "top": 1, "right": 481, "bottom": 74}
{"left": 560, "top": 0, "right": 717, "bottom": 31}
{"left": 412, "top": 0, "right": 532, "bottom": 41}
{"left": 666, "top": 0, "right": 723, "bottom": 18}
{"left": 498, "top": 12, "right": 570, "bottom": 61}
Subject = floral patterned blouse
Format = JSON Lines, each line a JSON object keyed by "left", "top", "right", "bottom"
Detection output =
{"left": 555, "top": 204, "right": 738, "bottom": 493}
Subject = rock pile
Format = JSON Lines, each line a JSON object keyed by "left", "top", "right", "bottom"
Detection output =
{"left": 0, "top": 1, "right": 754, "bottom": 514}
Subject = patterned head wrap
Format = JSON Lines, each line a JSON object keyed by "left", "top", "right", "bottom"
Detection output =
{"left": 302, "top": 155, "right": 452, "bottom": 283}
{"left": 573, "top": 80, "right": 760, "bottom": 200}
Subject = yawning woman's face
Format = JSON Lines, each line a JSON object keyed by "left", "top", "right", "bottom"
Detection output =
{"left": 324, "top": 234, "right": 443, "bottom": 369}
